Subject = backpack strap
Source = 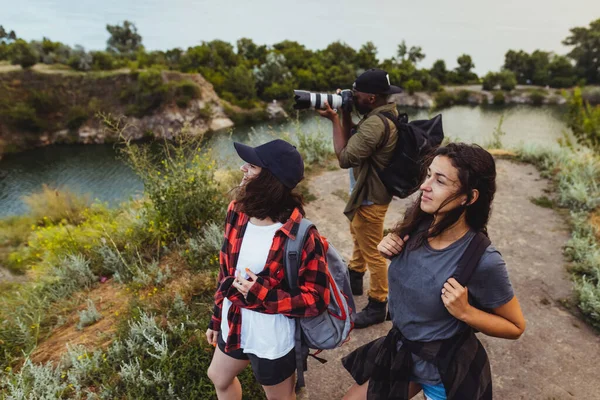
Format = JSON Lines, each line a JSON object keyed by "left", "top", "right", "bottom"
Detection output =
{"left": 453, "top": 232, "right": 491, "bottom": 286}
{"left": 283, "top": 217, "right": 314, "bottom": 391}
{"left": 284, "top": 218, "right": 315, "bottom": 290}
{"left": 374, "top": 114, "right": 391, "bottom": 152}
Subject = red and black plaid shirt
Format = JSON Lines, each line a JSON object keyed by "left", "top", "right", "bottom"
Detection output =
{"left": 209, "top": 201, "right": 331, "bottom": 353}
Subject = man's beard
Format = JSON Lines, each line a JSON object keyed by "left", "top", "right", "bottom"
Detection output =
{"left": 354, "top": 103, "right": 372, "bottom": 115}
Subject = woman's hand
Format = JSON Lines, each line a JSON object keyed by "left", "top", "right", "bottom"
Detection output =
{"left": 441, "top": 278, "right": 471, "bottom": 321}
{"left": 232, "top": 269, "right": 257, "bottom": 299}
{"left": 205, "top": 329, "right": 219, "bottom": 347}
{"left": 377, "top": 233, "right": 409, "bottom": 258}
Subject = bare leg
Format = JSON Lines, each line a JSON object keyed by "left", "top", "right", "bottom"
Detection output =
{"left": 207, "top": 345, "right": 250, "bottom": 400}
{"left": 343, "top": 381, "right": 423, "bottom": 400}
{"left": 262, "top": 373, "right": 296, "bottom": 400}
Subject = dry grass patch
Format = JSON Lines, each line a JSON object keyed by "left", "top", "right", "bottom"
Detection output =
{"left": 30, "top": 281, "right": 129, "bottom": 364}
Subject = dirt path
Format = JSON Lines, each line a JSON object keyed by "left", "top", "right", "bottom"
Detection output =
{"left": 303, "top": 159, "right": 600, "bottom": 400}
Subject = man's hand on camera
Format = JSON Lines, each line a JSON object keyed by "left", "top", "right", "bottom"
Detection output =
{"left": 317, "top": 101, "right": 339, "bottom": 121}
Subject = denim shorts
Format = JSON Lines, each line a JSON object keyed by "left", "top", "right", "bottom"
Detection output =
{"left": 422, "top": 382, "right": 447, "bottom": 400}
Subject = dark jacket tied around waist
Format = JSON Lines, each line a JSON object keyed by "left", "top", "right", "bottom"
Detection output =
{"left": 341, "top": 326, "right": 492, "bottom": 400}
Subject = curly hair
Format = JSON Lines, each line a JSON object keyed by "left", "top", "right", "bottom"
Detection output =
{"left": 234, "top": 168, "right": 305, "bottom": 223}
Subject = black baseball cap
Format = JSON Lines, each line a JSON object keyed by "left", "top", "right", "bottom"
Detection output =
{"left": 353, "top": 68, "right": 403, "bottom": 95}
{"left": 234, "top": 139, "right": 304, "bottom": 189}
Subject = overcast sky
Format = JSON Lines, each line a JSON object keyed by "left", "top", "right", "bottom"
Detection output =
{"left": 3, "top": 0, "right": 600, "bottom": 74}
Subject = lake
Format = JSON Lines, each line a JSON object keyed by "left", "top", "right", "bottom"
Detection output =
{"left": 0, "top": 105, "right": 569, "bottom": 217}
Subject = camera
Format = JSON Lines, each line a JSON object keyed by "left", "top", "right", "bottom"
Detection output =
{"left": 293, "top": 90, "right": 353, "bottom": 113}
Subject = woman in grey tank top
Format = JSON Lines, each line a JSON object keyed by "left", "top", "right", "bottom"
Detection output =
{"left": 342, "top": 143, "right": 526, "bottom": 400}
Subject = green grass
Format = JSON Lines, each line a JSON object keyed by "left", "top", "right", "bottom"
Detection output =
{"left": 516, "top": 144, "right": 600, "bottom": 329}
{"left": 529, "top": 195, "right": 554, "bottom": 209}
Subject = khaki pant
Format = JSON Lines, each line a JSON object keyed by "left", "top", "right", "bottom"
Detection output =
{"left": 349, "top": 203, "right": 389, "bottom": 302}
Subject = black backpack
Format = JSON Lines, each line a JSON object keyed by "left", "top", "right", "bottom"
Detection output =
{"left": 374, "top": 112, "right": 445, "bottom": 198}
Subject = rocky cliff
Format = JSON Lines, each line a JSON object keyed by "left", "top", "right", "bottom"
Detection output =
{"left": 0, "top": 69, "right": 236, "bottom": 158}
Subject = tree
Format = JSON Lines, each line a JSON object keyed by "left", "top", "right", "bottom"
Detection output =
{"left": 0, "top": 26, "right": 17, "bottom": 42}
{"left": 430, "top": 59, "right": 448, "bottom": 84}
{"left": 106, "top": 20, "right": 142, "bottom": 56}
{"left": 453, "top": 54, "right": 478, "bottom": 84}
{"left": 547, "top": 55, "right": 577, "bottom": 88}
{"left": 272, "top": 40, "right": 312, "bottom": 70}
{"left": 456, "top": 54, "right": 474, "bottom": 74}
{"left": 529, "top": 50, "right": 551, "bottom": 86}
{"left": 563, "top": 18, "right": 600, "bottom": 84}
{"left": 397, "top": 40, "right": 407, "bottom": 61}
{"left": 224, "top": 64, "right": 257, "bottom": 100}
{"left": 356, "top": 42, "right": 378, "bottom": 70}
{"left": 408, "top": 46, "right": 425, "bottom": 64}
{"left": 236, "top": 38, "right": 267, "bottom": 66}
{"left": 320, "top": 41, "right": 357, "bottom": 66}
{"left": 503, "top": 50, "right": 531, "bottom": 84}
{"left": 9, "top": 39, "right": 38, "bottom": 69}
{"left": 254, "top": 53, "right": 295, "bottom": 99}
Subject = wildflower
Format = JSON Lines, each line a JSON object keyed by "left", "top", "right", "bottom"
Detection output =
{"left": 5, "top": 366, "right": 11, "bottom": 372}
{"left": 153, "top": 287, "right": 158, "bottom": 292}
{"left": 114, "top": 311, "right": 120, "bottom": 316}
{"left": 77, "top": 355, "right": 84, "bottom": 360}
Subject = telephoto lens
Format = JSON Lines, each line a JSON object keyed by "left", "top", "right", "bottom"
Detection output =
{"left": 293, "top": 90, "right": 344, "bottom": 110}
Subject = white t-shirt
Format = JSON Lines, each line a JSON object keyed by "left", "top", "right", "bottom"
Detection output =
{"left": 220, "top": 221, "right": 296, "bottom": 359}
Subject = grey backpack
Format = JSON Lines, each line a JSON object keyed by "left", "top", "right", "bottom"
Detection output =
{"left": 284, "top": 217, "right": 356, "bottom": 389}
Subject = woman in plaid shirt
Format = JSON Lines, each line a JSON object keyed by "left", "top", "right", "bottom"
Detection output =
{"left": 206, "top": 139, "right": 331, "bottom": 400}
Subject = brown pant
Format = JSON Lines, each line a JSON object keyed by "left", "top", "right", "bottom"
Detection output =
{"left": 349, "top": 203, "right": 389, "bottom": 302}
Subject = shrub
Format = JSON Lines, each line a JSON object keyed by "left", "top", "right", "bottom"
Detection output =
{"left": 123, "top": 68, "right": 169, "bottom": 117}
{"left": 67, "top": 45, "right": 92, "bottom": 71}
{"left": 2, "top": 102, "right": 44, "bottom": 131}
{"left": 433, "top": 90, "right": 456, "bottom": 109}
{"left": 529, "top": 90, "right": 546, "bottom": 106}
{"left": 515, "top": 146, "right": 600, "bottom": 328}
{"left": 9, "top": 39, "right": 38, "bottom": 69}
{"left": 90, "top": 50, "right": 117, "bottom": 70}
{"left": 171, "top": 80, "right": 201, "bottom": 108}
{"left": 455, "top": 90, "right": 470, "bottom": 104}
{"left": 28, "top": 90, "right": 61, "bottom": 114}
{"left": 1, "top": 358, "right": 67, "bottom": 398}
{"left": 198, "top": 103, "right": 213, "bottom": 119}
{"left": 498, "top": 70, "right": 517, "bottom": 91}
{"left": 66, "top": 105, "right": 89, "bottom": 130}
{"left": 566, "top": 88, "right": 600, "bottom": 153}
{"left": 23, "top": 184, "right": 90, "bottom": 225}
{"left": 294, "top": 119, "right": 334, "bottom": 166}
{"left": 404, "top": 79, "right": 423, "bottom": 95}
{"left": 482, "top": 72, "right": 499, "bottom": 91}
{"left": 120, "top": 128, "right": 227, "bottom": 237}
{"left": 493, "top": 91, "right": 505, "bottom": 105}
{"left": 183, "top": 222, "right": 223, "bottom": 271}
{"left": 77, "top": 299, "right": 102, "bottom": 330}
{"left": 485, "top": 115, "right": 506, "bottom": 149}
{"left": 0, "top": 254, "right": 97, "bottom": 368}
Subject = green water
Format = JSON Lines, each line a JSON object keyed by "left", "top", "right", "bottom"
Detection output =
{"left": 0, "top": 105, "right": 569, "bottom": 217}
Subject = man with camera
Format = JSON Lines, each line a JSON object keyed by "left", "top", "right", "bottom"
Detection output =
{"left": 317, "top": 68, "right": 402, "bottom": 329}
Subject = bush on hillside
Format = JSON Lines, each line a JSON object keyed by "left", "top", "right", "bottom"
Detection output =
{"left": 9, "top": 39, "right": 38, "bottom": 69}
{"left": 23, "top": 184, "right": 90, "bottom": 225}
